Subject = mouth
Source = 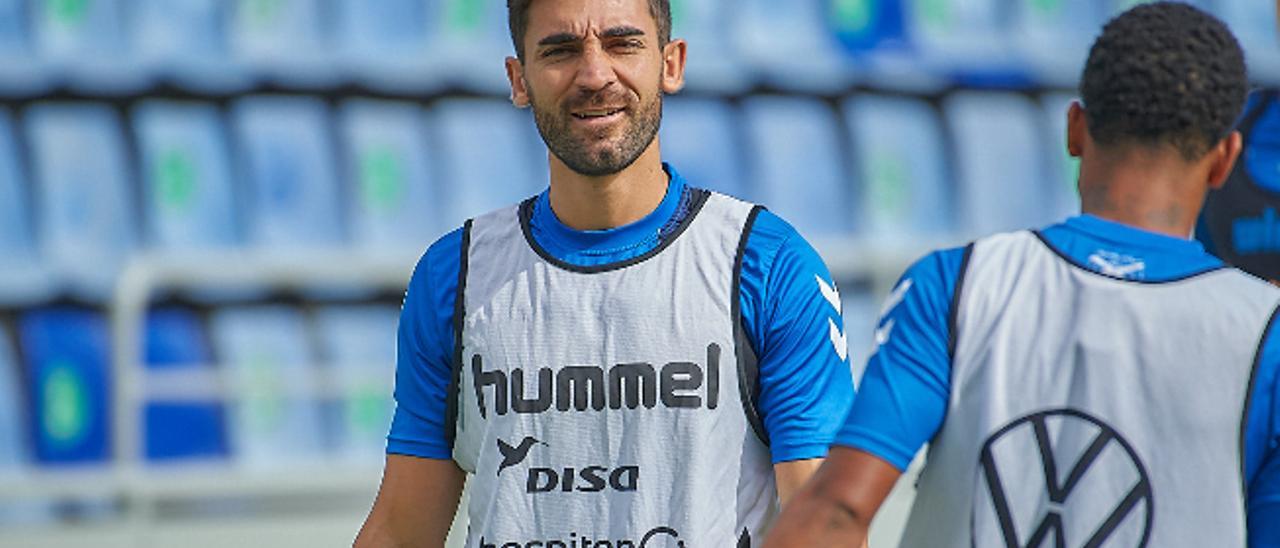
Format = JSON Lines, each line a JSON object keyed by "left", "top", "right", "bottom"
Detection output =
{"left": 570, "top": 106, "right": 627, "bottom": 122}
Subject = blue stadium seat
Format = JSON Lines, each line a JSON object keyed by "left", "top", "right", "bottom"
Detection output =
{"left": 33, "top": 0, "right": 148, "bottom": 92}
{"left": 133, "top": 0, "right": 253, "bottom": 92}
{"left": 741, "top": 96, "right": 852, "bottom": 238}
{"left": 432, "top": 99, "right": 546, "bottom": 229}
{"left": 1212, "top": 0, "right": 1280, "bottom": 83}
{"left": 0, "top": 0, "right": 51, "bottom": 95}
{"left": 25, "top": 103, "right": 136, "bottom": 300}
{"left": 231, "top": 96, "right": 343, "bottom": 248}
{"left": 0, "top": 322, "right": 25, "bottom": 471}
{"left": 18, "top": 308, "right": 111, "bottom": 466}
{"left": 133, "top": 101, "right": 239, "bottom": 250}
{"left": 313, "top": 305, "right": 398, "bottom": 462}
{"left": 1039, "top": 93, "right": 1082, "bottom": 223}
{"left": 144, "top": 308, "right": 228, "bottom": 462}
{"left": 732, "top": 0, "right": 854, "bottom": 92}
{"left": 334, "top": 0, "right": 438, "bottom": 92}
{"left": 659, "top": 97, "right": 751, "bottom": 200}
{"left": 338, "top": 99, "right": 439, "bottom": 249}
{"left": 843, "top": 95, "right": 953, "bottom": 239}
{"left": 227, "top": 0, "right": 333, "bottom": 85}
{"left": 209, "top": 306, "right": 324, "bottom": 467}
{"left": 903, "top": 0, "right": 1023, "bottom": 84}
{"left": 1011, "top": 0, "right": 1106, "bottom": 87}
{"left": 943, "top": 92, "right": 1055, "bottom": 236}
{"left": 669, "top": 0, "right": 752, "bottom": 93}
{"left": 0, "top": 108, "right": 51, "bottom": 305}
{"left": 431, "top": 0, "right": 513, "bottom": 94}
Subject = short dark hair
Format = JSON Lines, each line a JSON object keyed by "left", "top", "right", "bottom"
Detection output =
{"left": 1080, "top": 1, "right": 1248, "bottom": 160}
{"left": 507, "top": 0, "right": 672, "bottom": 61}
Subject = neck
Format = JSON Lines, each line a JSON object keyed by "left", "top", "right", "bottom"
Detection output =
{"left": 546, "top": 141, "right": 669, "bottom": 231}
{"left": 1078, "top": 146, "right": 1208, "bottom": 239}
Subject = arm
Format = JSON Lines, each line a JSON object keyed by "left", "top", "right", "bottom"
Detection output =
{"left": 764, "top": 448, "right": 900, "bottom": 547}
{"left": 763, "top": 247, "right": 966, "bottom": 546}
{"left": 774, "top": 458, "right": 822, "bottom": 505}
{"left": 356, "top": 229, "right": 466, "bottom": 546}
{"left": 739, "top": 212, "right": 855, "bottom": 498}
{"left": 1248, "top": 309, "right": 1280, "bottom": 546}
{"left": 355, "top": 456, "right": 465, "bottom": 548}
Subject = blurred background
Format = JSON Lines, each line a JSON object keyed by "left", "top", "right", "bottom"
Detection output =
{"left": 0, "top": 0, "right": 1275, "bottom": 546}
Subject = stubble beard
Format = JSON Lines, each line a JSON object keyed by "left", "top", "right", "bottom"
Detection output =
{"left": 531, "top": 88, "right": 663, "bottom": 178}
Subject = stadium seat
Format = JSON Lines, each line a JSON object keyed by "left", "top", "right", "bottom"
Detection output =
{"left": 231, "top": 96, "right": 344, "bottom": 248}
{"left": 903, "top": 0, "right": 1023, "bottom": 85}
{"left": 1039, "top": 93, "right": 1082, "bottom": 223}
{"left": 25, "top": 103, "right": 136, "bottom": 300}
{"left": 732, "top": 0, "right": 854, "bottom": 92}
{"left": 431, "top": 0, "right": 514, "bottom": 94}
{"left": 1212, "top": 0, "right": 1280, "bottom": 83}
{"left": 943, "top": 92, "right": 1055, "bottom": 236}
{"left": 227, "top": 0, "right": 333, "bottom": 85}
{"left": 843, "top": 95, "right": 953, "bottom": 239}
{"left": 0, "top": 108, "right": 51, "bottom": 305}
{"left": 1010, "top": 0, "right": 1105, "bottom": 87}
{"left": 841, "top": 288, "right": 878, "bottom": 386}
{"left": 333, "top": 0, "right": 438, "bottom": 92}
{"left": 144, "top": 308, "right": 228, "bottom": 462}
{"left": 659, "top": 97, "right": 751, "bottom": 201}
{"left": 209, "top": 306, "right": 325, "bottom": 468}
{"left": 312, "top": 305, "right": 398, "bottom": 462}
{"left": 32, "top": 0, "right": 148, "bottom": 92}
{"left": 0, "top": 321, "right": 24, "bottom": 471}
{"left": 133, "top": 101, "right": 239, "bottom": 250}
{"left": 133, "top": 0, "right": 253, "bottom": 92}
{"left": 337, "top": 99, "right": 439, "bottom": 250}
{"left": 0, "top": 0, "right": 51, "bottom": 95}
{"left": 17, "top": 308, "right": 111, "bottom": 466}
{"left": 668, "top": 0, "right": 752, "bottom": 93}
{"left": 741, "top": 96, "right": 852, "bottom": 238}
{"left": 432, "top": 99, "right": 546, "bottom": 229}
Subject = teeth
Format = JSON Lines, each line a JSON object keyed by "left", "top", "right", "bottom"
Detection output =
{"left": 574, "top": 108, "right": 623, "bottom": 119}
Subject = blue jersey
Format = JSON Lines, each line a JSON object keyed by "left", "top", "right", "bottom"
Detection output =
{"left": 839, "top": 214, "right": 1280, "bottom": 544}
{"left": 389, "top": 164, "right": 855, "bottom": 465}
{"left": 1200, "top": 89, "right": 1280, "bottom": 280}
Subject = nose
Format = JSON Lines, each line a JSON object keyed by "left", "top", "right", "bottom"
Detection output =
{"left": 573, "top": 40, "right": 615, "bottom": 92}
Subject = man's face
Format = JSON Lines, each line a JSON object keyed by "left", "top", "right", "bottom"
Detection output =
{"left": 507, "top": 0, "right": 685, "bottom": 177}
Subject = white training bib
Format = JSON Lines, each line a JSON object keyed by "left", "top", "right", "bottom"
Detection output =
{"left": 903, "top": 231, "right": 1280, "bottom": 548}
{"left": 450, "top": 191, "right": 776, "bottom": 548}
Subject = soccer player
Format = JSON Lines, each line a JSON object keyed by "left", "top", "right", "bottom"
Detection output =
{"left": 353, "top": 1, "right": 854, "bottom": 547}
{"left": 763, "top": 3, "right": 1280, "bottom": 547}
{"left": 1198, "top": 0, "right": 1280, "bottom": 283}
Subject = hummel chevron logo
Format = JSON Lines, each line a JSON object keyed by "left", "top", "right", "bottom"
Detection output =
{"left": 1088, "top": 252, "right": 1146, "bottom": 279}
{"left": 497, "top": 436, "right": 545, "bottom": 476}
{"left": 816, "top": 275, "right": 848, "bottom": 361}
{"left": 875, "top": 279, "right": 912, "bottom": 348}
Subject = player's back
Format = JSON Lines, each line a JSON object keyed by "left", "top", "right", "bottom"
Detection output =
{"left": 903, "top": 223, "right": 1280, "bottom": 547}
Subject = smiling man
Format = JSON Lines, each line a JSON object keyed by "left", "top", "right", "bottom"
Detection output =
{"left": 353, "top": 1, "right": 854, "bottom": 547}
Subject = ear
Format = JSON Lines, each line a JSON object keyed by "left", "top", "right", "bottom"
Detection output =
{"left": 1206, "top": 130, "right": 1243, "bottom": 190}
{"left": 659, "top": 39, "right": 688, "bottom": 94}
{"left": 506, "top": 56, "right": 531, "bottom": 109}
{"left": 1067, "top": 101, "right": 1087, "bottom": 158}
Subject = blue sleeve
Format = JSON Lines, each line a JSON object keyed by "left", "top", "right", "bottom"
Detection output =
{"left": 385, "top": 228, "right": 463, "bottom": 460}
{"left": 740, "top": 210, "right": 856, "bottom": 464}
{"left": 1245, "top": 309, "right": 1280, "bottom": 547}
{"left": 833, "top": 246, "right": 967, "bottom": 471}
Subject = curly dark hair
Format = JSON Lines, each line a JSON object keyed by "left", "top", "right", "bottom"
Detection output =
{"left": 1080, "top": 1, "right": 1248, "bottom": 160}
{"left": 507, "top": 0, "right": 672, "bottom": 62}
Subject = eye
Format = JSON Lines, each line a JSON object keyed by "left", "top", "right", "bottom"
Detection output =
{"left": 541, "top": 46, "right": 574, "bottom": 59}
{"left": 611, "top": 39, "right": 644, "bottom": 52}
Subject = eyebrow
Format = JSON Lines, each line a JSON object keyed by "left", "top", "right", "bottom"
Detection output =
{"left": 536, "top": 25, "right": 647, "bottom": 47}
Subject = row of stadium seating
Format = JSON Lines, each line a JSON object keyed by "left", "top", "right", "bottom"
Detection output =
{"left": 0, "top": 0, "right": 1275, "bottom": 96}
{"left": 0, "top": 304, "right": 397, "bottom": 471}
{"left": 0, "top": 92, "right": 1082, "bottom": 303}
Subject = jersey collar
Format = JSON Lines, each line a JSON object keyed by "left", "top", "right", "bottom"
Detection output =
{"left": 530, "top": 163, "right": 686, "bottom": 258}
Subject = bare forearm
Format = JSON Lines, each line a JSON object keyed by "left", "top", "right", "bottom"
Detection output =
{"left": 354, "top": 455, "right": 465, "bottom": 548}
{"left": 763, "top": 480, "right": 872, "bottom": 548}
